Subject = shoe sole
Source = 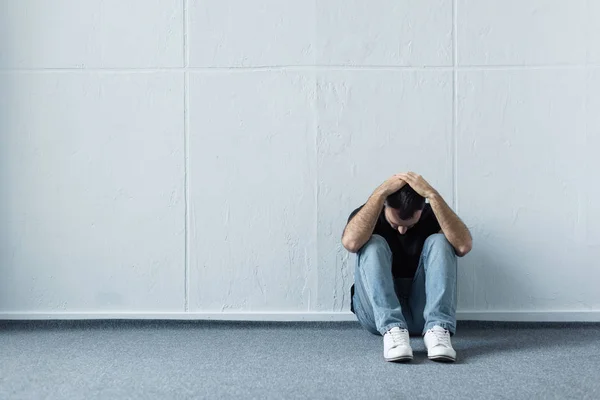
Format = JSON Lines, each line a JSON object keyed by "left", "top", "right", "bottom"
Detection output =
{"left": 428, "top": 355, "right": 456, "bottom": 363}
{"left": 385, "top": 356, "right": 413, "bottom": 363}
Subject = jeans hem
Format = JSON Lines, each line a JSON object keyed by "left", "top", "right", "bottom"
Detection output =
{"left": 380, "top": 322, "right": 408, "bottom": 336}
{"left": 423, "top": 321, "right": 456, "bottom": 336}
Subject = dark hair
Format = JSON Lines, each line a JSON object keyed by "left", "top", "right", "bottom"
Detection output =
{"left": 385, "top": 185, "right": 425, "bottom": 220}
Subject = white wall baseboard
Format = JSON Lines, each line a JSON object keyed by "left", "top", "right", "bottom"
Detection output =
{"left": 1, "top": 311, "right": 599, "bottom": 322}
{"left": 0, "top": 312, "right": 357, "bottom": 322}
{"left": 456, "top": 311, "right": 600, "bottom": 322}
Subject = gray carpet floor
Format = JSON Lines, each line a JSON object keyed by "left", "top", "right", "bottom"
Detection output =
{"left": 1, "top": 320, "right": 599, "bottom": 400}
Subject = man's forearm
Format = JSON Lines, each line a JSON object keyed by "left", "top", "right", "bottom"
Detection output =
{"left": 428, "top": 193, "right": 472, "bottom": 257}
{"left": 341, "top": 190, "right": 386, "bottom": 253}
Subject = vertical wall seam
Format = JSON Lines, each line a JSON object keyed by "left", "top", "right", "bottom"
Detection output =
{"left": 582, "top": 0, "right": 588, "bottom": 246}
{"left": 452, "top": 0, "right": 458, "bottom": 212}
{"left": 311, "top": 0, "right": 319, "bottom": 312}
{"left": 183, "top": 0, "right": 190, "bottom": 312}
{"left": 452, "top": 0, "right": 472, "bottom": 308}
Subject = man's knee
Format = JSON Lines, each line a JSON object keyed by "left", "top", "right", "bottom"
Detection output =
{"left": 424, "top": 233, "right": 455, "bottom": 255}
{"left": 359, "top": 235, "right": 391, "bottom": 256}
{"left": 422, "top": 233, "right": 458, "bottom": 276}
{"left": 357, "top": 235, "right": 392, "bottom": 269}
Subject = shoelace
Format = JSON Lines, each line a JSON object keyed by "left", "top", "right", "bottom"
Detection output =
{"left": 390, "top": 329, "right": 409, "bottom": 347}
{"left": 430, "top": 329, "right": 451, "bottom": 347}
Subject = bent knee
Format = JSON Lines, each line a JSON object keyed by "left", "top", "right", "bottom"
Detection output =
{"left": 424, "top": 233, "right": 454, "bottom": 253}
{"left": 358, "top": 234, "right": 391, "bottom": 256}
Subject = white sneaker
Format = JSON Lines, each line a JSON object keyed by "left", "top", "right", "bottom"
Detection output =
{"left": 424, "top": 325, "right": 456, "bottom": 362}
{"left": 383, "top": 327, "right": 413, "bottom": 362}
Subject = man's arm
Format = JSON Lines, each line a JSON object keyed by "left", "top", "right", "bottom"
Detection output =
{"left": 399, "top": 172, "right": 473, "bottom": 257}
{"left": 428, "top": 193, "right": 473, "bottom": 257}
{"left": 341, "top": 175, "right": 406, "bottom": 253}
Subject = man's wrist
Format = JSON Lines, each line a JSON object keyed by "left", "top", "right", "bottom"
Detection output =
{"left": 427, "top": 191, "right": 441, "bottom": 202}
{"left": 373, "top": 188, "right": 389, "bottom": 201}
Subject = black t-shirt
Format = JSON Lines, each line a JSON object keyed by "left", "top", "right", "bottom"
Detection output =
{"left": 348, "top": 203, "right": 441, "bottom": 278}
{"left": 348, "top": 203, "right": 441, "bottom": 312}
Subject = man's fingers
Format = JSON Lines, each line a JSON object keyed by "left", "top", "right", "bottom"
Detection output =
{"left": 391, "top": 174, "right": 408, "bottom": 185}
{"left": 398, "top": 173, "right": 412, "bottom": 182}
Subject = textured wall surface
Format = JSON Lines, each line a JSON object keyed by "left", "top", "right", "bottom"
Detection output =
{"left": 0, "top": 1, "right": 598, "bottom": 318}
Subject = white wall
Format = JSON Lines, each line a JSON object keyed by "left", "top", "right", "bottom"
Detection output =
{"left": 0, "top": 1, "right": 598, "bottom": 321}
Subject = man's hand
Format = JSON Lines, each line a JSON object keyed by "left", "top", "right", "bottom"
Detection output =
{"left": 398, "top": 172, "right": 438, "bottom": 199}
{"left": 376, "top": 174, "right": 407, "bottom": 197}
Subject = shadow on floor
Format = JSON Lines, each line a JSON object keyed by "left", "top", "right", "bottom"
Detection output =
{"left": 453, "top": 321, "right": 600, "bottom": 363}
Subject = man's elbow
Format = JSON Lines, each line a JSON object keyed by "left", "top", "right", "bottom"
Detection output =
{"left": 456, "top": 241, "right": 472, "bottom": 257}
{"left": 342, "top": 237, "right": 361, "bottom": 253}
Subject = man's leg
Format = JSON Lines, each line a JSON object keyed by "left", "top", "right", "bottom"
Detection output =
{"left": 410, "top": 233, "right": 458, "bottom": 334}
{"left": 394, "top": 278, "right": 424, "bottom": 336}
{"left": 409, "top": 233, "right": 458, "bottom": 361}
{"left": 352, "top": 235, "right": 408, "bottom": 335}
{"left": 352, "top": 235, "right": 413, "bottom": 361}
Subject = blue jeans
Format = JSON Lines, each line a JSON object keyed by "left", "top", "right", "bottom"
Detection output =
{"left": 352, "top": 234, "right": 457, "bottom": 336}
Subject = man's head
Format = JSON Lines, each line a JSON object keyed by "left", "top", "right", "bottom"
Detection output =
{"left": 384, "top": 185, "right": 426, "bottom": 235}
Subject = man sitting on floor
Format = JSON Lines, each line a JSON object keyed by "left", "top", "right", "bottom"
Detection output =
{"left": 342, "top": 172, "right": 472, "bottom": 362}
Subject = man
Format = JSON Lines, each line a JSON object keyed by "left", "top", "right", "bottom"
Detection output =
{"left": 342, "top": 172, "right": 472, "bottom": 363}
